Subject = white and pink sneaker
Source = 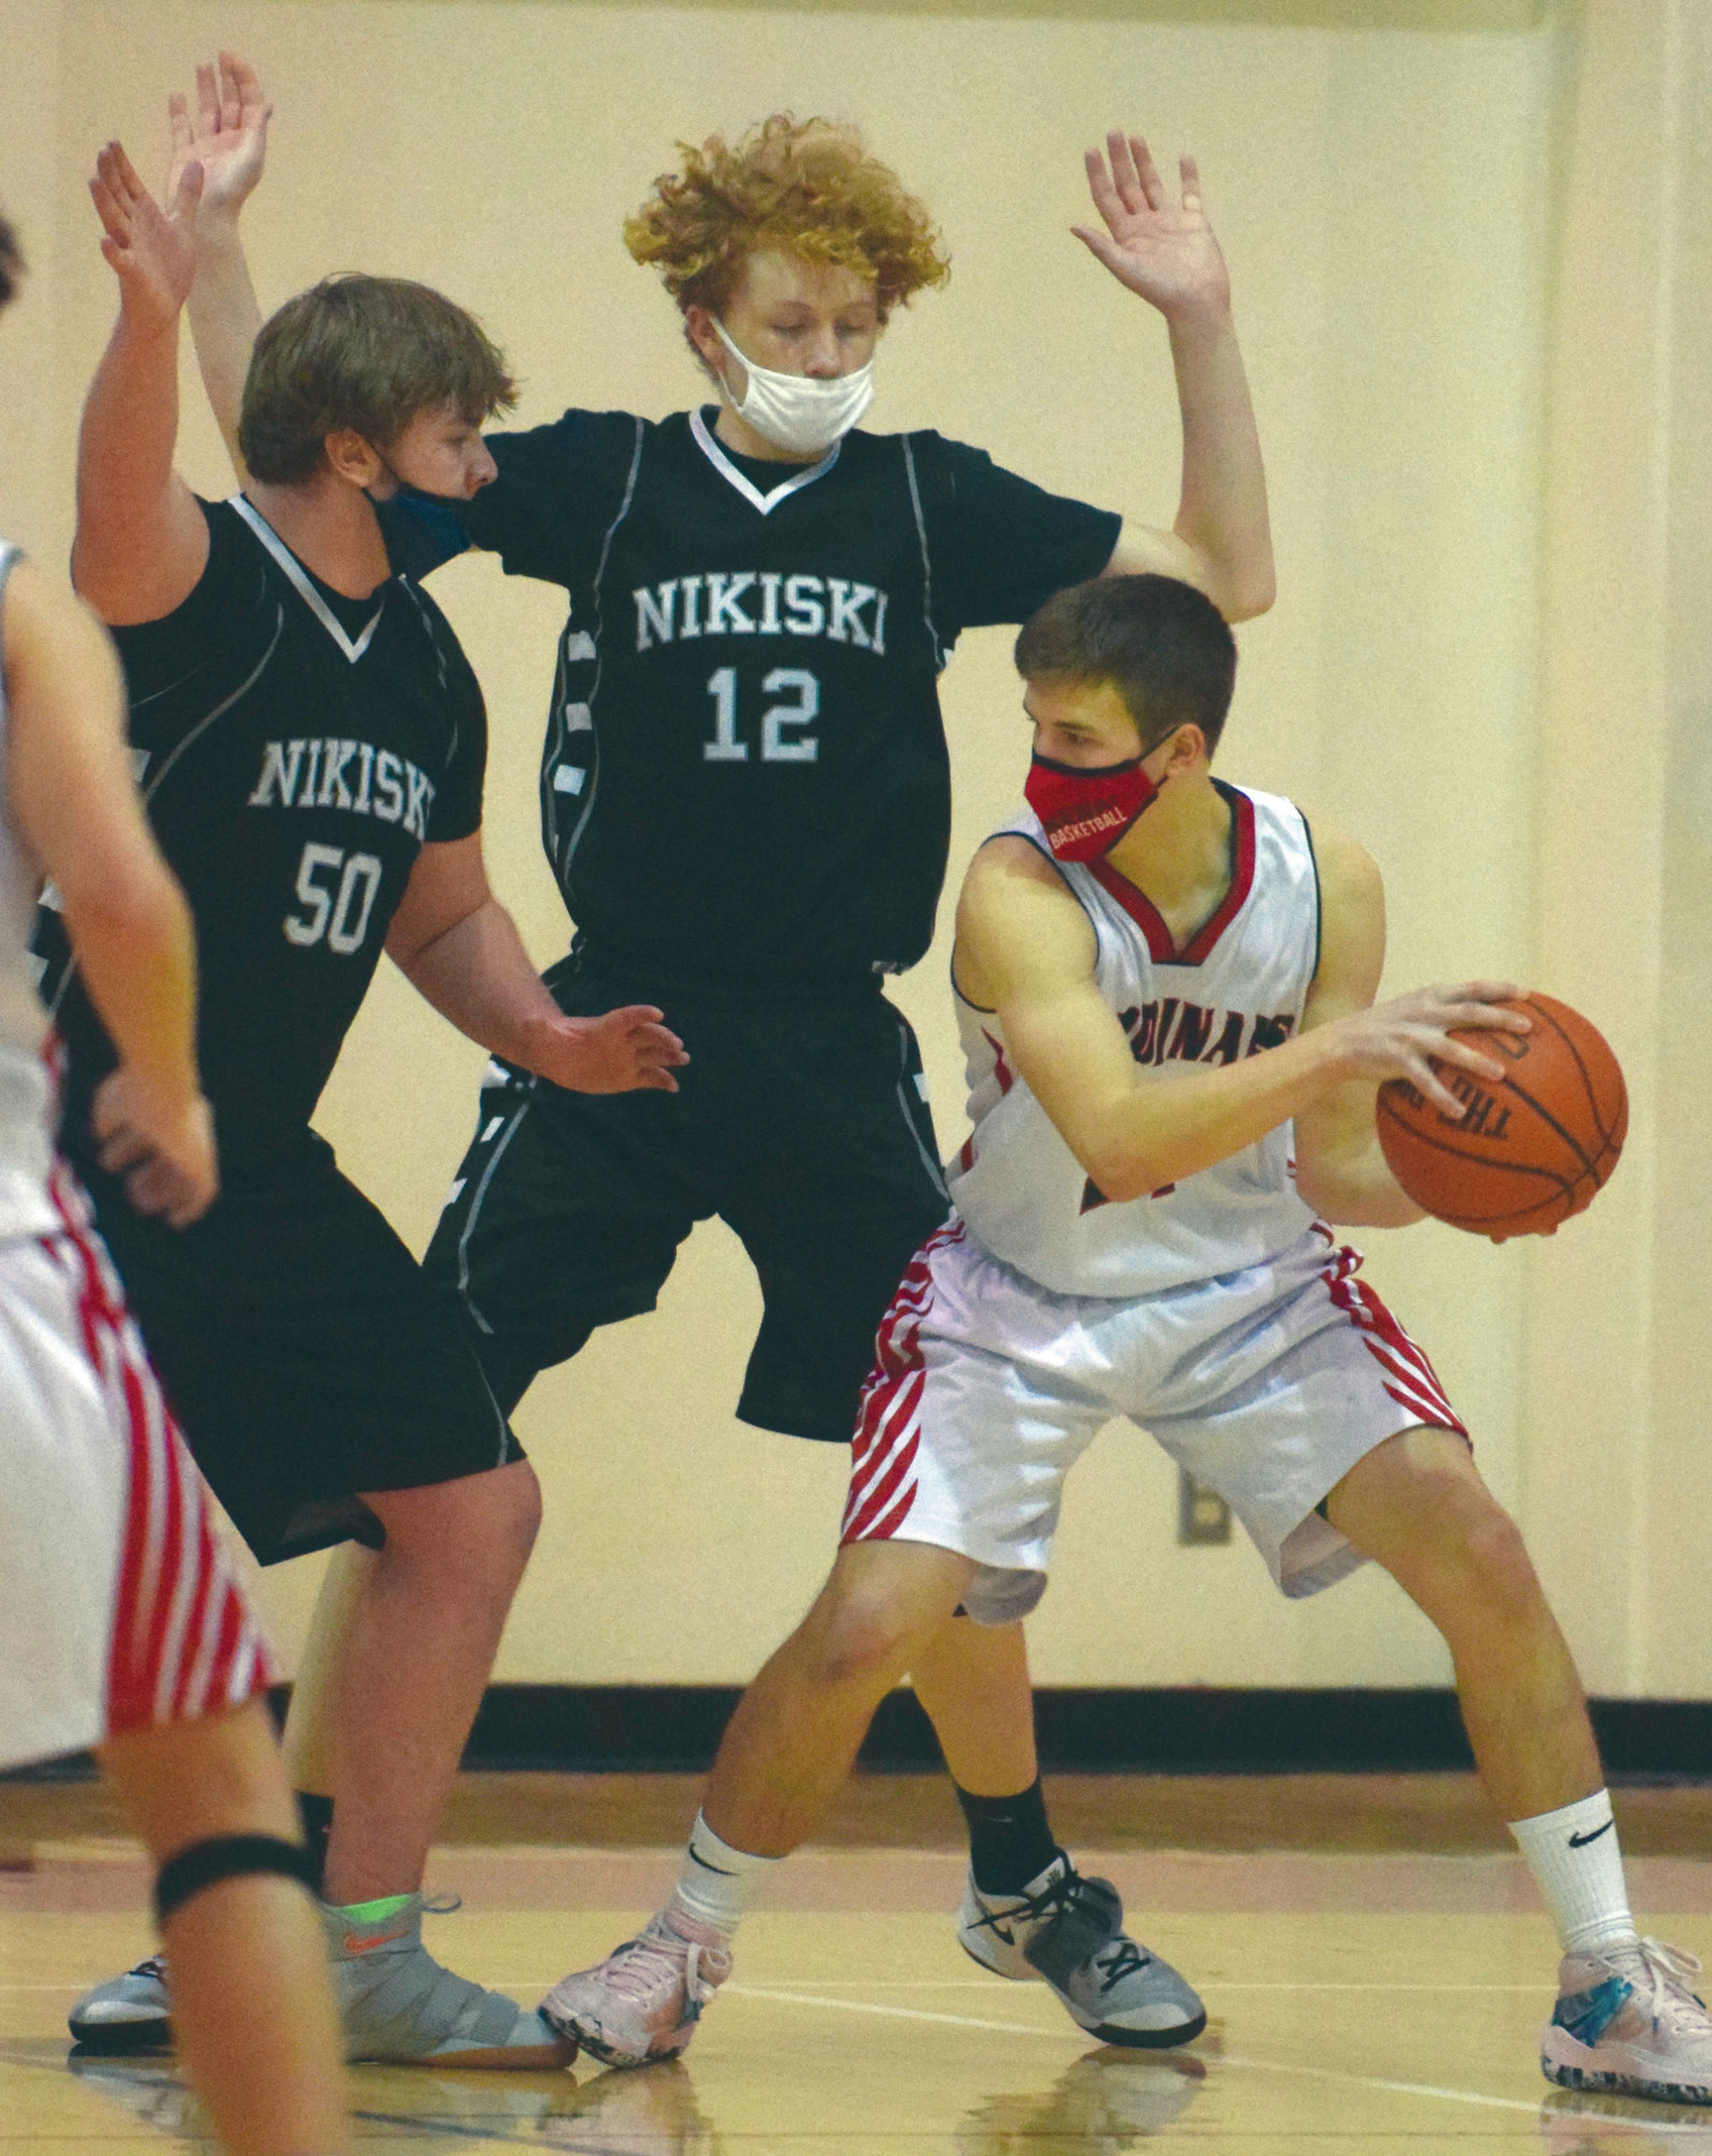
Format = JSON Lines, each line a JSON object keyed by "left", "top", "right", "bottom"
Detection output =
{"left": 540, "top": 1906, "right": 733, "bottom": 2068}
{"left": 1542, "top": 1939, "right": 1712, "bottom": 2106}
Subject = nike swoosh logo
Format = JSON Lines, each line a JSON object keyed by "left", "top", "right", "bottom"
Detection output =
{"left": 987, "top": 1922, "right": 1015, "bottom": 1945}
{"left": 1568, "top": 1821, "right": 1615, "bottom": 1849}
{"left": 342, "top": 1929, "right": 409, "bottom": 1956}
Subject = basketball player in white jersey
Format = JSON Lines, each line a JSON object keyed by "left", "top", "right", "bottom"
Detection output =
{"left": 135, "top": 52, "right": 1276, "bottom": 2065}
{"left": 554, "top": 575, "right": 1712, "bottom": 2107}
{"left": 0, "top": 208, "right": 347, "bottom": 2153}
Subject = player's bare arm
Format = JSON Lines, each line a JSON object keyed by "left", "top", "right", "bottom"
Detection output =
{"left": 74, "top": 142, "right": 211, "bottom": 625}
{"left": 168, "top": 51, "right": 269, "bottom": 478}
{"left": 385, "top": 834, "right": 689, "bottom": 1094}
{"left": 954, "top": 834, "right": 1525, "bottom": 1203}
{"left": 1, "top": 564, "right": 215, "bottom": 1224}
{"left": 1079, "top": 132, "right": 1273, "bottom": 624}
{"left": 1291, "top": 827, "right": 1436, "bottom": 1226}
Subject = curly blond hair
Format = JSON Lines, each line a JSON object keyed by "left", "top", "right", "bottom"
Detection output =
{"left": 625, "top": 115, "right": 950, "bottom": 323}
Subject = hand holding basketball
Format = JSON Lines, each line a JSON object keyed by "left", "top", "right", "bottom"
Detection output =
{"left": 1322, "top": 980, "right": 1532, "bottom": 1118}
{"left": 1375, "top": 993, "right": 1626, "bottom": 1241}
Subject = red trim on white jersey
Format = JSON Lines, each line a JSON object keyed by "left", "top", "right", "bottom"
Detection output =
{"left": 842, "top": 1221, "right": 963, "bottom": 1546}
{"left": 1088, "top": 787, "right": 1258, "bottom": 968}
{"left": 45, "top": 1163, "right": 274, "bottom": 1735}
{"left": 1320, "top": 1241, "right": 1466, "bottom": 1438}
{"left": 980, "top": 1032, "right": 1014, "bottom": 1096}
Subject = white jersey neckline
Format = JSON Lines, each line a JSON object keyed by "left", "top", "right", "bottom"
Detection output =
{"left": 229, "top": 494, "right": 385, "bottom": 664}
{"left": 689, "top": 408, "right": 842, "bottom": 517}
{"left": 1081, "top": 782, "right": 1260, "bottom": 969}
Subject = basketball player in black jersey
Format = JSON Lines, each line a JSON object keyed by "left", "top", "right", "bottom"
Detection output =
{"left": 53, "top": 138, "right": 683, "bottom": 2068}
{"left": 176, "top": 57, "right": 1273, "bottom": 2055}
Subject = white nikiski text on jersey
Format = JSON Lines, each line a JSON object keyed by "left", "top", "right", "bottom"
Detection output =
{"left": 247, "top": 737, "right": 436, "bottom": 840}
{"left": 633, "top": 572, "right": 888, "bottom": 654}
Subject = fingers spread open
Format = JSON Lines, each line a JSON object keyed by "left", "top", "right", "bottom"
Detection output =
{"left": 1127, "top": 132, "right": 1165, "bottom": 211}
{"left": 1083, "top": 145, "right": 1121, "bottom": 223}
{"left": 1105, "top": 128, "right": 1146, "bottom": 215}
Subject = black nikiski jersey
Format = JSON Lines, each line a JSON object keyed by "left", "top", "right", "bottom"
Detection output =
{"left": 36, "top": 496, "right": 486, "bottom": 1167}
{"left": 386, "top": 408, "right": 1120, "bottom": 991}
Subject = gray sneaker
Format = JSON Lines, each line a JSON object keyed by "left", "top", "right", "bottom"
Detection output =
{"left": 325, "top": 1894, "right": 573, "bottom": 2068}
{"left": 957, "top": 1856, "right": 1207, "bottom": 2048}
{"left": 68, "top": 1956, "right": 172, "bottom": 2054}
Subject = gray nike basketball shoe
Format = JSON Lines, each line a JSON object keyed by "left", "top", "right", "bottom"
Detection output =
{"left": 69, "top": 1957, "right": 171, "bottom": 2053}
{"left": 70, "top": 1898, "right": 573, "bottom": 2068}
{"left": 957, "top": 1855, "right": 1207, "bottom": 2047}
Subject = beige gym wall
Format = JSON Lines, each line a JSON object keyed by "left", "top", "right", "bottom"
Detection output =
{"left": 2, "top": 0, "right": 1693, "bottom": 1696}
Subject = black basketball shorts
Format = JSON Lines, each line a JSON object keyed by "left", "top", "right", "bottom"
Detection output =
{"left": 422, "top": 957, "right": 954, "bottom": 1442}
{"left": 73, "top": 1132, "right": 524, "bottom": 1566}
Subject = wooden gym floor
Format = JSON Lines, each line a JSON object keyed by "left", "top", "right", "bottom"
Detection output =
{"left": 3, "top": 1771, "right": 1709, "bottom": 2155}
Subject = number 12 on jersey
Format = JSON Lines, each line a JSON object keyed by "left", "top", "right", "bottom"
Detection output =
{"left": 704, "top": 666, "right": 819, "bottom": 764}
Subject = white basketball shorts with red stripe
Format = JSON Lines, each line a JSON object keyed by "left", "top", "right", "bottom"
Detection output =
{"left": 0, "top": 1170, "right": 275, "bottom": 1773}
{"left": 842, "top": 1218, "right": 1465, "bottom": 1624}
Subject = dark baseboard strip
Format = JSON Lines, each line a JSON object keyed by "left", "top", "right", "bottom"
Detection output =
{"left": 9, "top": 1687, "right": 1709, "bottom": 1785}
{"left": 459, "top": 1685, "right": 1712, "bottom": 1780}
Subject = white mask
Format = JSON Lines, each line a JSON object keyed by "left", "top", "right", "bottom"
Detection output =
{"left": 713, "top": 320, "right": 875, "bottom": 457}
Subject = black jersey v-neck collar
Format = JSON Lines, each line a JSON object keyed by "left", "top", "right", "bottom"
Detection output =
{"left": 230, "top": 494, "right": 387, "bottom": 664}
{"left": 688, "top": 407, "right": 842, "bottom": 516}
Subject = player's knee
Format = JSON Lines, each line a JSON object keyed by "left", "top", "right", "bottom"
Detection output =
{"left": 371, "top": 1460, "right": 541, "bottom": 1581}
{"left": 808, "top": 1593, "right": 922, "bottom": 1696}
{"left": 1400, "top": 1476, "right": 1541, "bottom": 1629}
{"left": 1453, "top": 1501, "right": 1541, "bottom": 1622}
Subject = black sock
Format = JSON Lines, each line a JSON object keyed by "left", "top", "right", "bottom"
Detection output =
{"left": 954, "top": 1778, "right": 1061, "bottom": 1896}
{"left": 294, "top": 1791, "right": 333, "bottom": 1897}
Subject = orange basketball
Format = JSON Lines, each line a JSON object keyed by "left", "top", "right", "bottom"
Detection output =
{"left": 1375, "top": 993, "right": 1626, "bottom": 1240}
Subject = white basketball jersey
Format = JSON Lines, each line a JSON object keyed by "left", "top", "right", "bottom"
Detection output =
{"left": 947, "top": 782, "right": 1320, "bottom": 1297}
{"left": 0, "top": 549, "right": 61, "bottom": 1241}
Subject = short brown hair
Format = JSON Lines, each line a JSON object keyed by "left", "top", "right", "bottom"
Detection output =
{"left": 238, "top": 274, "right": 516, "bottom": 485}
{"left": 625, "top": 115, "right": 950, "bottom": 323}
{"left": 0, "top": 211, "right": 23, "bottom": 313}
{"left": 1015, "top": 576, "right": 1239, "bottom": 758}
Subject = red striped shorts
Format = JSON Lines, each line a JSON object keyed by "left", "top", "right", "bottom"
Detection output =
{"left": 841, "top": 1219, "right": 1464, "bottom": 1622}
{"left": 0, "top": 1166, "right": 274, "bottom": 1772}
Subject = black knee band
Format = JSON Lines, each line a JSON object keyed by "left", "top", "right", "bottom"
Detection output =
{"left": 153, "top": 1834, "right": 320, "bottom": 1927}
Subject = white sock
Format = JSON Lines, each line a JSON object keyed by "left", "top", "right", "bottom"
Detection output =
{"left": 1508, "top": 1790, "right": 1639, "bottom": 1958}
{"left": 669, "top": 1812, "right": 779, "bottom": 1940}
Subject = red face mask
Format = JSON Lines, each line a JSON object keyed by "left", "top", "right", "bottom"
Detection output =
{"left": 1024, "top": 754, "right": 1160, "bottom": 862}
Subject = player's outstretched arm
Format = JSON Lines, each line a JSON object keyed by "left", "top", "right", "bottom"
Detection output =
{"left": 74, "top": 141, "right": 211, "bottom": 626}
{"left": 386, "top": 835, "right": 690, "bottom": 1092}
{"left": 1076, "top": 131, "right": 1274, "bottom": 624}
{"left": 955, "top": 836, "right": 1524, "bottom": 1203}
{"left": 168, "top": 51, "right": 270, "bottom": 480}
{"left": 2, "top": 563, "right": 216, "bottom": 1225}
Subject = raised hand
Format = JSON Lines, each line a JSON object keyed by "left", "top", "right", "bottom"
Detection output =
{"left": 1073, "top": 130, "right": 1230, "bottom": 322}
{"left": 168, "top": 51, "right": 271, "bottom": 224}
{"left": 531, "top": 1006, "right": 691, "bottom": 1095}
{"left": 88, "top": 141, "right": 202, "bottom": 328}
